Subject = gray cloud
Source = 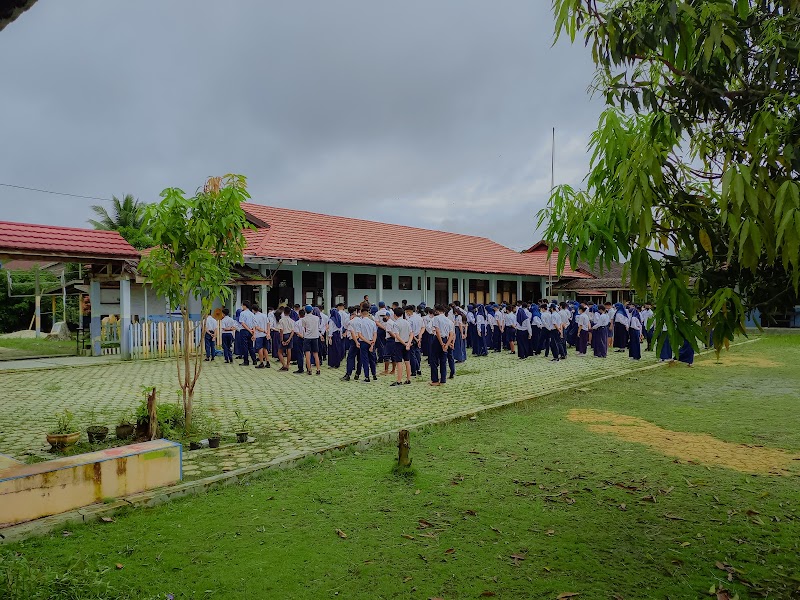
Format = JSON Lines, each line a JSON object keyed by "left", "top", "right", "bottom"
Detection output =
{"left": 0, "top": 0, "right": 602, "bottom": 250}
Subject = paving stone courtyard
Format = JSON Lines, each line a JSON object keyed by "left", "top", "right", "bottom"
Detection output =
{"left": 0, "top": 349, "right": 660, "bottom": 480}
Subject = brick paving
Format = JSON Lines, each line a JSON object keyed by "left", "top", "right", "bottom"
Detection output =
{"left": 0, "top": 349, "right": 658, "bottom": 479}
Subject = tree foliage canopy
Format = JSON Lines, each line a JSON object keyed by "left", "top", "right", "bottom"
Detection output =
{"left": 540, "top": 0, "right": 800, "bottom": 351}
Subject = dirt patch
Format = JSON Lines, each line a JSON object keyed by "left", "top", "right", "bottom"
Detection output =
{"left": 695, "top": 354, "right": 782, "bottom": 368}
{"left": 568, "top": 409, "right": 799, "bottom": 476}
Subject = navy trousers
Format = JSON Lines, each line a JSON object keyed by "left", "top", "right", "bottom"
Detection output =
{"left": 359, "top": 342, "right": 377, "bottom": 379}
{"left": 221, "top": 332, "right": 233, "bottom": 362}
{"left": 410, "top": 339, "right": 422, "bottom": 375}
{"left": 628, "top": 329, "right": 641, "bottom": 359}
{"left": 345, "top": 340, "right": 360, "bottom": 376}
{"left": 429, "top": 341, "right": 447, "bottom": 383}
{"left": 240, "top": 330, "right": 257, "bottom": 365}
{"left": 204, "top": 332, "right": 216, "bottom": 360}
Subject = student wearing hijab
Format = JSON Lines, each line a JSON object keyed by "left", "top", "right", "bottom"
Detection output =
{"left": 678, "top": 338, "right": 695, "bottom": 366}
{"left": 466, "top": 304, "right": 477, "bottom": 350}
{"left": 592, "top": 305, "right": 609, "bottom": 358}
{"left": 612, "top": 302, "right": 630, "bottom": 352}
{"left": 628, "top": 307, "right": 643, "bottom": 360}
{"left": 453, "top": 305, "right": 468, "bottom": 363}
{"left": 530, "top": 303, "right": 543, "bottom": 355}
{"left": 327, "top": 304, "right": 344, "bottom": 368}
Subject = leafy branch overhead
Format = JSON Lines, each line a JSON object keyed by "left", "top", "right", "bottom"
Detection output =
{"left": 541, "top": 0, "right": 800, "bottom": 352}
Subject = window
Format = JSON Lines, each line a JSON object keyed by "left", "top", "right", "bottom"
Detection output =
{"left": 382, "top": 275, "right": 393, "bottom": 290}
{"left": 417, "top": 276, "right": 422, "bottom": 290}
{"left": 426, "top": 277, "right": 431, "bottom": 291}
{"left": 354, "top": 274, "right": 376, "bottom": 289}
{"left": 398, "top": 276, "right": 413, "bottom": 291}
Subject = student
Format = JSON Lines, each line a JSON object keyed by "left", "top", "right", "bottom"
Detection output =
{"left": 592, "top": 305, "right": 609, "bottom": 358}
{"left": 429, "top": 305, "right": 454, "bottom": 386}
{"left": 421, "top": 306, "right": 434, "bottom": 357}
{"left": 658, "top": 324, "right": 674, "bottom": 362}
{"left": 549, "top": 303, "right": 563, "bottom": 361}
{"left": 565, "top": 302, "right": 579, "bottom": 347}
{"left": 514, "top": 304, "right": 531, "bottom": 359}
{"left": 382, "top": 308, "right": 398, "bottom": 376}
{"left": 452, "top": 306, "right": 467, "bottom": 363}
{"left": 530, "top": 304, "right": 543, "bottom": 355}
{"left": 390, "top": 307, "right": 413, "bottom": 386}
{"left": 504, "top": 305, "right": 516, "bottom": 354}
{"left": 628, "top": 307, "right": 643, "bottom": 360}
{"left": 576, "top": 305, "right": 590, "bottom": 355}
{"left": 315, "top": 307, "right": 328, "bottom": 363}
{"left": 559, "top": 302, "right": 573, "bottom": 354}
{"left": 220, "top": 308, "right": 237, "bottom": 364}
{"left": 341, "top": 307, "right": 362, "bottom": 381}
{"left": 493, "top": 305, "right": 504, "bottom": 352}
{"left": 233, "top": 305, "right": 243, "bottom": 359}
{"left": 204, "top": 310, "right": 218, "bottom": 361}
{"left": 253, "top": 305, "right": 271, "bottom": 369}
{"left": 473, "top": 304, "right": 488, "bottom": 356}
{"left": 327, "top": 305, "right": 344, "bottom": 368}
{"left": 292, "top": 310, "right": 306, "bottom": 374}
{"left": 640, "top": 304, "right": 655, "bottom": 351}
{"left": 406, "top": 305, "right": 424, "bottom": 376}
{"left": 268, "top": 307, "right": 281, "bottom": 362}
{"left": 277, "top": 306, "right": 295, "bottom": 371}
{"left": 612, "top": 303, "right": 630, "bottom": 352}
{"left": 301, "top": 305, "right": 322, "bottom": 376}
{"left": 238, "top": 301, "right": 258, "bottom": 367}
{"left": 678, "top": 338, "right": 695, "bottom": 367}
{"left": 375, "top": 301, "right": 389, "bottom": 365}
{"left": 540, "top": 304, "right": 553, "bottom": 359}
{"left": 357, "top": 306, "right": 378, "bottom": 382}
{"left": 466, "top": 304, "right": 476, "bottom": 350}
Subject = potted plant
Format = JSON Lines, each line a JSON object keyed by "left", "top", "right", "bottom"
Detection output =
{"left": 234, "top": 410, "right": 249, "bottom": 443}
{"left": 47, "top": 410, "right": 80, "bottom": 450}
{"left": 86, "top": 411, "right": 109, "bottom": 444}
{"left": 208, "top": 418, "right": 221, "bottom": 449}
{"left": 115, "top": 413, "right": 134, "bottom": 440}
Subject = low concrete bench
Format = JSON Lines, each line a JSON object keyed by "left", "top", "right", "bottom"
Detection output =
{"left": 0, "top": 440, "right": 182, "bottom": 527}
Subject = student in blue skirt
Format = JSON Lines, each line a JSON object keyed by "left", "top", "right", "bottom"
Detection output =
{"left": 628, "top": 307, "right": 643, "bottom": 360}
{"left": 592, "top": 305, "right": 609, "bottom": 358}
{"left": 327, "top": 305, "right": 344, "bottom": 368}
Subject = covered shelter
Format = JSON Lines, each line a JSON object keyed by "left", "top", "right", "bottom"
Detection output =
{"left": 0, "top": 221, "right": 140, "bottom": 357}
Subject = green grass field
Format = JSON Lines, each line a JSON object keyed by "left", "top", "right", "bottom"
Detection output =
{"left": 2, "top": 334, "right": 799, "bottom": 599}
{"left": 0, "top": 337, "right": 75, "bottom": 359}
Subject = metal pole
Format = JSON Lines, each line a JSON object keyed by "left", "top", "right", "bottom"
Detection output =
{"left": 34, "top": 269, "right": 41, "bottom": 338}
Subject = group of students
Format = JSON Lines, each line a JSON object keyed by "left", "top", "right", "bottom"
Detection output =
{"left": 202, "top": 295, "right": 694, "bottom": 386}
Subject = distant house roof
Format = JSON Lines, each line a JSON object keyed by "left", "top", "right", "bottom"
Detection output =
{"left": 0, "top": 0, "right": 37, "bottom": 32}
{"left": 0, "top": 221, "right": 140, "bottom": 262}
{"left": 524, "top": 240, "right": 632, "bottom": 292}
{"left": 242, "top": 203, "right": 589, "bottom": 278}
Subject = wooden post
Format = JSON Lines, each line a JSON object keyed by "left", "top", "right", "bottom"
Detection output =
{"left": 147, "top": 387, "right": 158, "bottom": 441}
{"left": 398, "top": 429, "right": 412, "bottom": 467}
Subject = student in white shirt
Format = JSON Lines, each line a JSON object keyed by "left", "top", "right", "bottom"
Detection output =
{"left": 342, "top": 307, "right": 362, "bottom": 381}
{"left": 357, "top": 306, "right": 378, "bottom": 382}
{"left": 382, "top": 310, "right": 398, "bottom": 377}
{"left": 253, "top": 305, "right": 271, "bottom": 369}
{"left": 300, "top": 305, "right": 322, "bottom": 376}
{"left": 640, "top": 303, "right": 655, "bottom": 351}
{"left": 220, "top": 308, "right": 237, "bottom": 364}
{"left": 390, "top": 307, "right": 413, "bottom": 386}
{"left": 237, "top": 302, "right": 258, "bottom": 366}
{"left": 576, "top": 305, "right": 591, "bottom": 355}
{"left": 429, "top": 305, "right": 455, "bottom": 386}
{"left": 592, "top": 306, "right": 610, "bottom": 358}
{"left": 204, "top": 310, "right": 218, "bottom": 361}
{"left": 628, "top": 307, "right": 644, "bottom": 360}
{"left": 276, "top": 306, "right": 295, "bottom": 371}
{"left": 406, "top": 305, "right": 424, "bottom": 376}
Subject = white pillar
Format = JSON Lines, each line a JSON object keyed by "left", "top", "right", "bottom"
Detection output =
{"left": 323, "top": 267, "right": 331, "bottom": 310}
{"left": 260, "top": 284, "right": 267, "bottom": 309}
{"left": 120, "top": 278, "right": 131, "bottom": 359}
{"left": 377, "top": 267, "right": 383, "bottom": 304}
{"left": 447, "top": 276, "right": 453, "bottom": 303}
{"left": 34, "top": 269, "right": 41, "bottom": 338}
{"left": 235, "top": 285, "right": 242, "bottom": 308}
{"left": 458, "top": 277, "right": 465, "bottom": 304}
{"left": 143, "top": 284, "right": 148, "bottom": 323}
{"left": 516, "top": 277, "right": 523, "bottom": 303}
{"left": 489, "top": 276, "right": 497, "bottom": 305}
{"left": 90, "top": 279, "right": 102, "bottom": 356}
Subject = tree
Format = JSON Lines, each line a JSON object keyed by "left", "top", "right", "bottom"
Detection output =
{"left": 540, "top": 0, "right": 800, "bottom": 353}
{"left": 89, "top": 194, "right": 153, "bottom": 249}
{"left": 138, "top": 175, "right": 251, "bottom": 433}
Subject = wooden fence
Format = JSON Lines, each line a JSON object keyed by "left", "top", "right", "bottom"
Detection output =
{"left": 128, "top": 320, "right": 215, "bottom": 360}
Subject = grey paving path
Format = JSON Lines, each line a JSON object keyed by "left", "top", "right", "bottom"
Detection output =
{"left": 0, "top": 349, "right": 659, "bottom": 479}
{"left": 0, "top": 355, "right": 121, "bottom": 372}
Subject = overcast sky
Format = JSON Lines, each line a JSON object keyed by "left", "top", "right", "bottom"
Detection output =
{"left": 0, "top": 1, "right": 602, "bottom": 250}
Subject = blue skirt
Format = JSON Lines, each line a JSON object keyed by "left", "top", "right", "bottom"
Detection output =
{"left": 454, "top": 327, "right": 467, "bottom": 362}
{"left": 328, "top": 331, "right": 344, "bottom": 368}
{"left": 678, "top": 339, "right": 694, "bottom": 365}
{"left": 628, "top": 329, "right": 641, "bottom": 360}
{"left": 659, "top": 335, "right": 673, "bottom": 361}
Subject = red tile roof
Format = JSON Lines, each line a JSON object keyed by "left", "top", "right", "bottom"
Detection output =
{"left": 521, "top": 241, "right": 591, "bottom": 279}
{"left": 0, "top": 221, "right": 139, "bottom": 260}
{"left": 242, "top": 204, "right": 589, "bottom": 278}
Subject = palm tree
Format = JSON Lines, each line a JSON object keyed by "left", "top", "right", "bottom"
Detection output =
{"left": 89, "top": 194, "right": 153, "bottom": 249}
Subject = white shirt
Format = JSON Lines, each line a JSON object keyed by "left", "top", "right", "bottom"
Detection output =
{"left": 504, "top": 312, "right": 516, "bottom": 327}
{"left": 432, "top": 314, "right": 454, "bottom": 339}
{"left": 577, "top": 313, "right": 591, "bottom": 329}
{"left": 394, "top": 318, "right": 413, "bottom": 344}
{"left": 238, "top": 308, "right": 255, "bottom": 331}
{"left": 540, "top": 311, "right": 553, "bottom": 331}
{"left": 220, "top": 315, "right": 237, "bottom": 332}
{"left": 615, "top": 312, "right": 630, "bottom": 327}
{"left": 301, "top": 314, "right": 320, "bottom": 339}
{"left": 338, "top": 310, "right": 350, "bottom": 333}
{"left": 466, "top": 312, "right": 476, "bottom": 324}
{"left": 384, "top": 318, "right": 398, "bottom": 340}
{"left": 640, "top": 309, "right": 654, "bottom": 329}
{"left": 630, "top": 315, "right": 642, "bottom": 331}
{"left": 205, "top": 315, "right": 218, "bottom": 333}
{"left": 360, "top": 317, "right": 377, "bottom": 342}
{"left": 347, "top": 316, "right": 362, "bottom": 339}
{"left": 593, "top": 313, "right": 610, "bottom": 328}
{"left": 253, "top": 312, "right": 268, "bottom": 338}
{"left": 423, "top": 314, "right": 435, "bottom": 334}
{"left": 318, "top": 313, "right": 329, "bottom": 336}
{"left": 408, "top": 313, "right": 424, "bottom": 336}
{"left": 551, "top": 312, "right": 563, "bottom": 331}
{"left": 559, "top": 309, "right": 571, "bottom": 324}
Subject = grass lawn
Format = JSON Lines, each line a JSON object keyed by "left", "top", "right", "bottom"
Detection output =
{"left": 0, "top": 337, "right": 75, "bottom": 359}
{"left": 2, "top": 334, "right": 799, "bottom": 599}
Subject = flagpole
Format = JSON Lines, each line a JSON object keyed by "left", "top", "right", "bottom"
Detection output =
{"left": 548, "top": 127, "right": 554, "bottom": 299}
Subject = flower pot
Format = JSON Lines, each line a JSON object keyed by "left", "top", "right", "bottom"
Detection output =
{"left": 115, "top": 423, "right": 134, "bottom": 440}
{"left": 189, "top": 441, "right": 203, "bottom": 451}
{"left": 235, "top": 431, "right": 249, "bottom": 443}
{"left": 86, "top": 426, "right": 109, "bottom": 444}
{"left": 46, "top": 431, "right": 80, "bottom": 450}
{"left": 208, "top": 436, "right": 221, "bottom": 449}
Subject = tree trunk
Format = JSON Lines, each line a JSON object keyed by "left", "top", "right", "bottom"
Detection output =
{"left": 398, "top": 429, "right": 412, "bottom": 467}
{"left": 146, "top": 387, "right": 158, "bottom": 440}
{"left": 182, "top": 307, "right": 193, "bottom": 433}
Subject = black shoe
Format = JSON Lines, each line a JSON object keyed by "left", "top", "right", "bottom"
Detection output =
{"left": 404, "top": 380, "right": 411, "bottom": 385}
{"left": 448, "top": 374, "right": 454, "bottom": 379}
{"left": 241, "top": 363, "right": 249, "bottom": 367}
{"left": 389, "top": 381, "right": 402, "bottom": 387}
{"left": 255, "top": 364, "right": 264, "bottom": 369}
{"left": 316, "top": 370, "right": 321, "bottom": 375}
{"left": 265, "top": 362, "right": 271, "bottom": 368}
{"left": 363, "top": 378, "right": 370, "bottom": 383}
{"left": 551, "top": 358, "right": 559, "bottom": 362}
{"left": 293, "top": 370, "right": 304, "bottom": 374}
{"left": 341, "top": 375, "right": 351, "bottom": 381}
{"left": 204, "top": 358, "right": 210, "bottom": 361}
{"left": 354, "top": 375, "right": 360, "bottom": 380}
